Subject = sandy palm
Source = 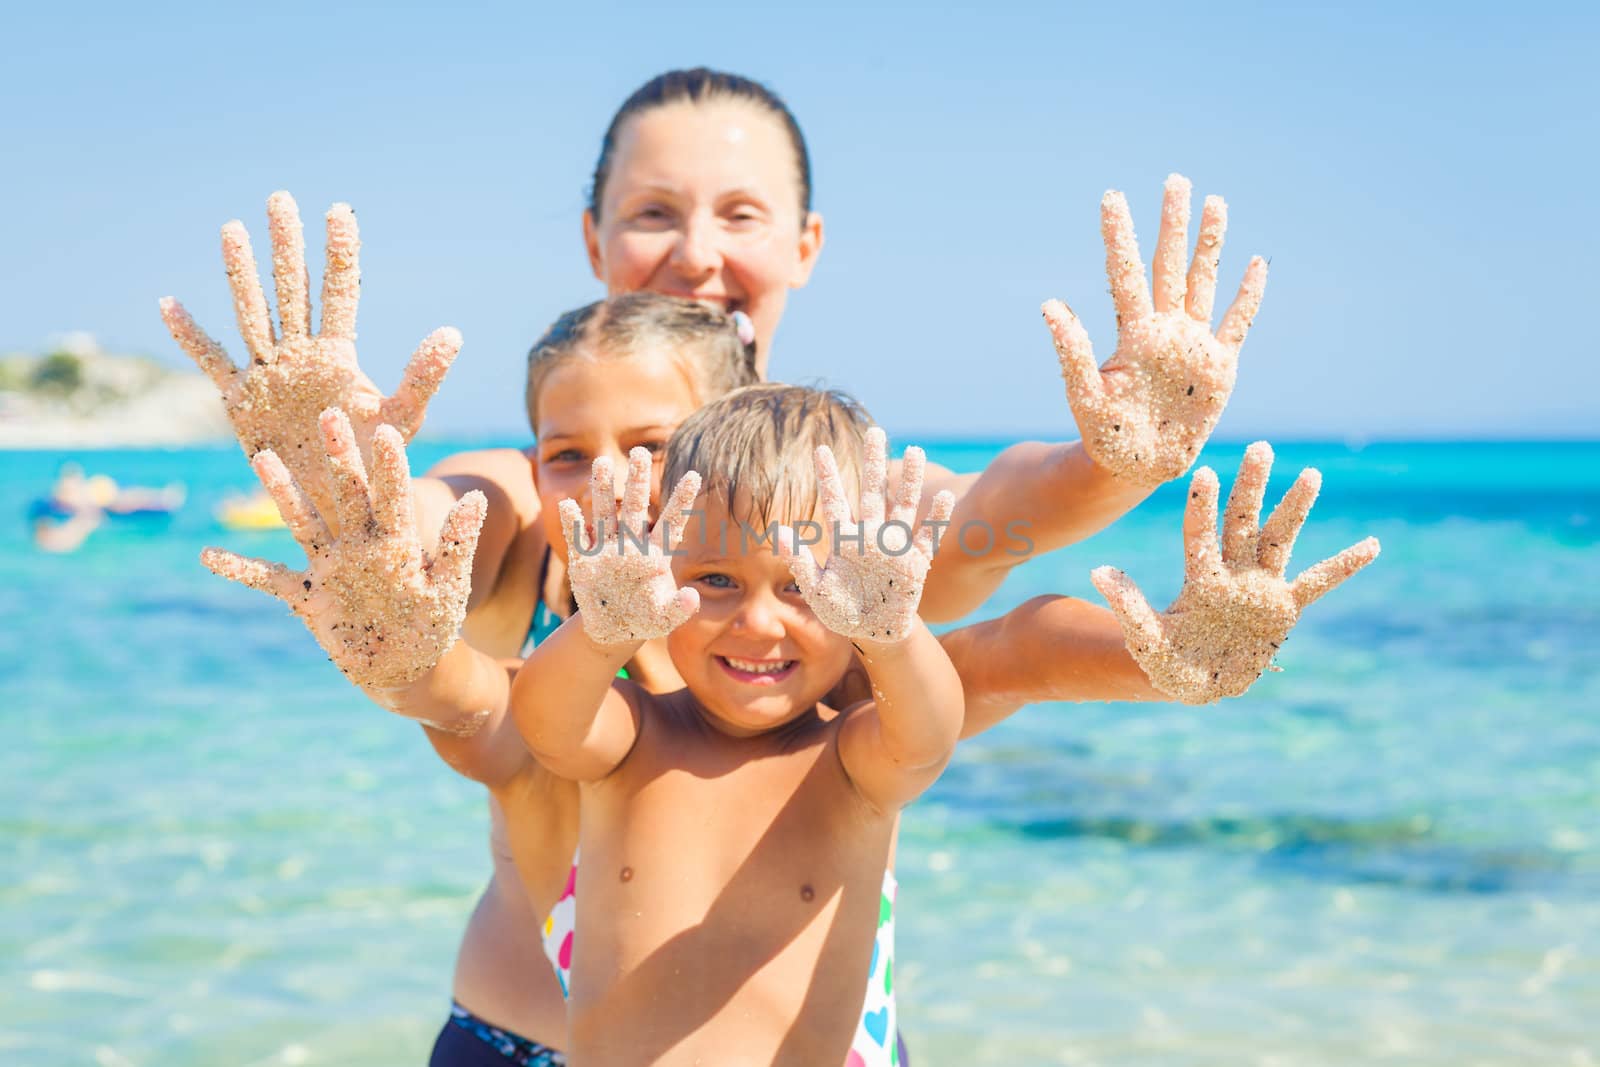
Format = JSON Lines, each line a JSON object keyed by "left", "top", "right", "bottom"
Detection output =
{"left": 561, "top": 448, "right": 702, "bottom": 646}
{"left": 200, "top": 408, "right": 486, "bottom": 693}
{"left": 160, "top": 191, "right": 459, "bottom": 525}
{"left": 1042, "top": 174, "right": 1268, "bottom": 487}
{"left": 1090, "top": 441, "right": 1379, "bottom": 704}
{"left": 779, "top": 428, "right": 955, "bottom": 644}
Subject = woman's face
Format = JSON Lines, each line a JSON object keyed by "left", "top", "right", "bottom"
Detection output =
{"left": 584, "top": 99, "right": 824, "bottom": 373}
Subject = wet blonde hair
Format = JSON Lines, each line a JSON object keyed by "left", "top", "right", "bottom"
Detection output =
{"left": 663, "top": 383, "right": 873, "bottom": 530}
{"left": 525, "top": 292, "right": 758, "bottom": 434}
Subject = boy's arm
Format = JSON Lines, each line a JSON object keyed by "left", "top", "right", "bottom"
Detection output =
{"left": 917, "top": 175, "right": 1268, "bottom": 622}
{"left": 508, "top": 618, "right": 643, "bottom": 782}
{"left": 368, "top": 639, "right": 529, "bottom": 787}
{"left": 509, "top": 449, "right": 702, "bottom": 782}
{"left": 836, "top": 624, "right": 964, "bottom": 813}
{"left": 779, "top": 432, "right": 963, "bottom": 813}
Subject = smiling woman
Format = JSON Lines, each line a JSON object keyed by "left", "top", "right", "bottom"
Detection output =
{"left": 581, "top": 70, "right": 824, "bottom": 374}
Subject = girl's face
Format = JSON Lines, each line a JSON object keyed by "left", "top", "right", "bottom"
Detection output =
{"left": 583, "top": 99, "right": 824, "bottom": 373}
{"left": 533, "top": 352, "right": 701, "bottom": 556}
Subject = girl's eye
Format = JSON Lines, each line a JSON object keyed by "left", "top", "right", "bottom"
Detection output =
{"left": 547, "top": 449, "right": 585, "bottom": 463}
{"left": 783, "top": 581, "right": 802, "bottom": 595}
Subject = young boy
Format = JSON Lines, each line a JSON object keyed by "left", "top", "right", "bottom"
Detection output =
{"left": 509, "top": 384, "right": 960, "bottom": 1066}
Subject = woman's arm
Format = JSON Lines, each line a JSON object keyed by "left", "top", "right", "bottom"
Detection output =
{"left": 918, "top": 442, "right": 1152, "bottom": 620}
{"left": 160, "top": 191, "right": 460, "bottom": 530}
{"left": 918, "top": 175, "right": 1268, "bottom": 622}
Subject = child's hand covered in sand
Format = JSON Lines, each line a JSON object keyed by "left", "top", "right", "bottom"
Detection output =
{"left": 160, "top": 192, "right": 458, "bottom": 524}
{"left": 199, "top": 407, "right": 486, "bottom": 694}
{"left": 778, "top": 428, "right": 956, "bottom": 645}
{"left": 1042, "top": 174, "right": 1268, "bottom": 488}
{"left": 560, "top": 448, "right": 702, "bottom": 647}
{"left": 1091, "top": 442, "right": 1379, "bottom": 704}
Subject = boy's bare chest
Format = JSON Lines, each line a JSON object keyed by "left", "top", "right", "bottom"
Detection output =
{"left": 578, "top": 726, "right": 891, "bottom": 944}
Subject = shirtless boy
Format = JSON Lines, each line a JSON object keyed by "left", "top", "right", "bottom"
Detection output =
{"left": 508, "top": 385, "right": 960, "bottom": 1065}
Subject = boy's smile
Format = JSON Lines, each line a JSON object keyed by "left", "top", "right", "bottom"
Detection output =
{"left": 716, "top": 655, "right": 798, "bottom": 684}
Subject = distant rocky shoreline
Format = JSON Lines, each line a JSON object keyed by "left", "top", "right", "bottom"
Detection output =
{"left": 0, "top": 340, "right": 230, "bottom": 448}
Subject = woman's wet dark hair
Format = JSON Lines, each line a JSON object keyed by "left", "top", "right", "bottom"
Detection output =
{"left": 588, "top": 68, "right": 812, "bottom": 224}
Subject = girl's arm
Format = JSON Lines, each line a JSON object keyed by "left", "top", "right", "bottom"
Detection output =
{"left": 939, "top": 595, "right": 1162, "bottom": 739}
{"left": 508, "top": 619, "right": 643, "bottom": 782}
{"left": 939, "top": 443, "right": 1380, "bottom": 736}
{"left": 918, "top": 175, "right": 1268, "bottom": 622}
{"left": 334, "top": 446, "right": 542, "bottom": 788}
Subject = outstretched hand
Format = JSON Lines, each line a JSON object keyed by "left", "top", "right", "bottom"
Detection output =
{"left": 1091, "top": 442, "right": 1379, "bottom": 704}
{"left": 199, "top": 407, "right": 486, "bottom": 694}
{"left": 560, "top": 448, "right": 702, "bottom": 646}
{"left": 778, "top": 428, "right": 956, "bottom": 645}
{"left": 1043, "top": 174, "right": 1268, "bottom": 488}
{"left": 160, "top": 191, "right": 459, "bottom": 524}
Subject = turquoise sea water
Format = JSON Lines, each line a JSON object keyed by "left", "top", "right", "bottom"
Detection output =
{"left": 3, "top": 440, "right": 1597, "bottom": 1066}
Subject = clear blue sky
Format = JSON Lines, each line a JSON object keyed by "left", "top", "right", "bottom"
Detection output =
{"left": 3, "top": 1, "right": 1595, "bottom": 440}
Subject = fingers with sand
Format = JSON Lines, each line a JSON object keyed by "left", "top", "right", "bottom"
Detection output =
{"left": 1042, "top": 174, "right": 1270, "bottom": 489}
{"left": 1090, "top": 442, "right": 1380, "bottom": 704}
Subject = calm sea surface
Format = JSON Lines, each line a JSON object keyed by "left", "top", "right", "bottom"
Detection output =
{"left": 2, "top": 440, "right": 1597, "bottom": 1066}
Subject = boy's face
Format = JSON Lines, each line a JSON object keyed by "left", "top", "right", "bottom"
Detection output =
{"left": 667, "top": 493, "right": 853, "bottom": 737}
{"left": 534, "top": 353, "right": 700, "bottom": 555}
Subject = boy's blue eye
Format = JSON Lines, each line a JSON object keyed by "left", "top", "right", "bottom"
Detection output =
{"left": 698, "top": 573, "right": 735, "bottom": 589}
